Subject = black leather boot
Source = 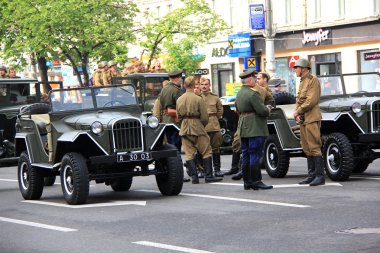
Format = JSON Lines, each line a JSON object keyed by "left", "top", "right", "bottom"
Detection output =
{"left": 310, "top": 156, "right": 325, "bottom": 186}
{"left": 185, "top": 159, "right": 199, "bottom": 184}
{"left": 204, "top": 156, "right": 223, "bottom": 183}
{"left": 231, "top": 170, "right": 242, "bottom": 180}
{"left": 251, "top": 164, "right": 273, "bottom": 190}
{"left": 212, "top": 153, "right": 224, "bottom": 177}
{"left": 299, "top": 156, "right": 316, "bottom": 184}
{"left": 242, "top": 164, "right": 252, "bottom": 190}
{"left": 223, "top": 152, "right": 241, "bottom": 175}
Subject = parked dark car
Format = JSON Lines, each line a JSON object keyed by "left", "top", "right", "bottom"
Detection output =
{"left": 263, "top": 72, "right": 380, "bottom": 181}
{"left": 15, "top": 84, "right": 183, "bottom": 205}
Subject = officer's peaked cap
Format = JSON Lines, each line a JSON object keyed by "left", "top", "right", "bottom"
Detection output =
{"left": 239, "top": 69, "right": 257, "bottom": 79}
{"left": 168, "top": 70, "right": 183, "bottom": 78}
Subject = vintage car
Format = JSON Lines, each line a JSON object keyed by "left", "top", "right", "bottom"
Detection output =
{"left": 15, "top": 84, "right": 183, "bottom": 205}
{"left": 263, "top": 72, "right": 380, "bottom": 181}
{"left": 0, "top": 79, "right": 61, "bottom": 167}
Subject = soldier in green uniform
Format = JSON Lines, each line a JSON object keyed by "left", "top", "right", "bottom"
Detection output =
{"left": 200, "top": 77, "right": 224, "bottom": 177}
{"left": 176, "top": 76, "right": 222, "bottom": 184}
{"left": 292, "top": 58, "right": 325, "bottom": 186}
{"left": 235, "top": 69, "right": 273, "bottom": 190}
{"left": 93, "top": 62, "right": 105, "bottom": 86}
{"left": 159, "top": 70, "right": 183, "bottom": 150}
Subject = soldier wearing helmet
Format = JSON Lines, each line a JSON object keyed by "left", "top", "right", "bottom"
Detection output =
{"left": 93, "top": 62, "right": 105, "bottom": 86}
{"left": 0, "top": 65, "right": 8, "bottom": 78}
{"left": 292, "top": 58, "right": 325, "bottom": 186}
{"left": 103, "top": 61, "right": 121, "bottom": 85}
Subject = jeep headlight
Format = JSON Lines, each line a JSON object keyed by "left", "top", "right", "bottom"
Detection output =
{"left": 351, "top": 102, "right": 361, "bottom": 113}
{"left": 91, "top": 121, "right": 103, "bottom": 135}
{"left": 147, "top": 116, "right": 159, "bottom": 129}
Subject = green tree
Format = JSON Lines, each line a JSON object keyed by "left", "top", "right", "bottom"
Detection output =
{"left": 0, "top": 0, "right": 138, "bottom": 86}
{"left": 139, "top": 0, "right": 230, "bottom": 72}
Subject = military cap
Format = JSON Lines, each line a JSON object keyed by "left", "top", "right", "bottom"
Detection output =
{"left": 239, "top": 69, "right": 257, "bottom": 79}
{"left": 101, "top": 61, "right": 108, "bottom": 67}
{"left": 108, "top": 61, "right": 116, "bottom": 67}
{"left": 274, "top": 81, "right": 281, "bottom": 87}
{"left": 0, "top": 65, "right": 7, "bottom": 71}
{"left": 97, "top": 62, "right": 105, "bottom": 68}
{"left": 168, "top": 70, "right": 183, "bottom": 78}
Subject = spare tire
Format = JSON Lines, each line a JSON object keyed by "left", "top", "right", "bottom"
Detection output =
{"left": 273, "top": 92, "right": 296, "bottom": 105}
{"left": 20, "top": 103, "right": 51, "bottom": 115}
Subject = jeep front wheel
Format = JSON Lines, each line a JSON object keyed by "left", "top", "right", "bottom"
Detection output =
{"left": 155, "top": 144, "right": 183, "bottom": 196}
{"left": 264, "top": 135, "right": 290, "bottom": 178}
{"left": 18, "top": 151, "right": 44, "bottom": 200}
{"left": 60, "top": 153, "right": 89, "bottom": 205}
{"left": 323, "top": 133, "right": 354, "bottom": 181}
{"left": 110, "top": 177, "right": 133, "bottom": 192}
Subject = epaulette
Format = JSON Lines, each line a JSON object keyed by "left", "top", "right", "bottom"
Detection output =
{"left": 171, "top": 83, "right": 181, "bottom": 90}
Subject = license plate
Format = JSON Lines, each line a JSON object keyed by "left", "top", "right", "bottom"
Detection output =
{"left": 117, "top": 152, "right": 151, "bottom": 162}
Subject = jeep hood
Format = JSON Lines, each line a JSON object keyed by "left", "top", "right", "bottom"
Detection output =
{"left": 320, "top": 96, "right": 379, "bottom": 112}
{"left": 63, "top": 111, "right": 140, "bottom": 127}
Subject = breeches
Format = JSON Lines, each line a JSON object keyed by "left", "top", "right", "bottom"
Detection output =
{"left": 241, "top": 137, "right": 265, "bottom": 166}
{"left": 208, "top": 131, "right": 222, "bottom": 153}
{"left": 300, "top": 121, "right": 322, "bottom": 156}
{"left": 182, "top": 135, "right": 212, "bottom": 161}
{"left": 232, "top": 131, "right": 241, "bottom": 153}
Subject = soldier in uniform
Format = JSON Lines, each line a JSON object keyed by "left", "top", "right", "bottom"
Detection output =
{"left": 176, "top": 76, "right": 223, "bottom": 184}
{"left": 152, "top": 80, "right": 170, "bottom": 122}
{"left": 103, "top": 61, "right": 120, "bottom": 85}
{"left": 159, "top": 70, "right": 184, "bottom": 150}
{"left": 200, "top": 77, "right": 224, "bottom": 177}
{"left": 0, "top": 66, "right": 8, "bottom": 78}
{"left": 235, "top": 69, "right": 273, "bottom": 190}
{"left": 93, "top": 62, "right": 105, "bottom": 86}
{"left": 8, "top": 68, "right": 20, "bottom": 78}
{"left": 292, "top": 58, "right": 325, "bottom": 186}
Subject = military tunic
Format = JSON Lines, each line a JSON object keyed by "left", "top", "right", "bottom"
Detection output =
{"left": 201, "top": 91, "right": 223, "bottom": 153}
{"left": 103, "top": 70, "right": 121, "bottom": 86}
{"left": 177, "top": 90, "right": 212, "bottom": 161}
{"left": 93, "top": 70, "right": 104, "bottom": 86}
{"left": 295, "top": 72, "right": 322, "bottom": 156}
{"left": 159, "top": 82, "right": 183, "bottom": 125}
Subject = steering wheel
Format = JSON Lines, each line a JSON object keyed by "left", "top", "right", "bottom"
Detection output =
{"left": 103, "top": 100, "right": 126, "bottom": 107}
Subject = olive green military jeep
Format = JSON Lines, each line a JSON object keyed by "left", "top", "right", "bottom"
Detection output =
{"left": 263, "top": 72, "right": 380, "bottom": 181}
{"left": 15, "top": 84, "right": 183, "bottom": 205}
{"left": 0, "top": 79, "right": 61, "bottom": 166}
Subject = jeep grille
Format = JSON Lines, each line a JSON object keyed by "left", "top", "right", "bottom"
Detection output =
{"left": 112, "top": 119, "right": 143, "bottom": 152}
{"left": 371, "top": 101, "right": 380, "bottom": 132}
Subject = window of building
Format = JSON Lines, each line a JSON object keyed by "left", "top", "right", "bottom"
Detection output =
{"left": 309, "top": 53, "right": 342, "bottom": 75}
{"left": 314, "top": 0, "right": 321, "bottom": 21}
{"left": 167, "top": 4, "right": 172, "bottom": 12}
{"left": 211, "top": 63, "right": 235, "bottom": 96}
{"left": 285, "top": 0, "right": 292, "bottom": 24}
{"left": 375, "top": 0, "right": 380, "bottom": 14}
{"left": 358, "top": 49, "right": 380, "bottom": 72}
{"left": 156, "top": 6, "right": 160, "bottom": 17}
{"left": 338, "top": 0, "right": 345, "bottom": 18}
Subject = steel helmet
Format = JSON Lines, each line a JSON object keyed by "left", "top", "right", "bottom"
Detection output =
{"left": 108, "top": 61, "right": 116, "bottom": 67}
{"left": 293, "top": 58, "right": 311, "bottom": 69}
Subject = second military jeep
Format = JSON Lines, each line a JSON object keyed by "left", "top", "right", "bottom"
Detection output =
{"left": 15, "top": 84, "right": 183, "bottom": 205}
{"left": 263, "top": 72, "right": 380, "bottom": 181}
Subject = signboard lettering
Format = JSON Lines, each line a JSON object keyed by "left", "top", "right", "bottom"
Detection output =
{"left": 249, "top": 4, "right": 265, "bottom": 30}
{"left": 228, "top": 33, "right": 251, "bottom": 58}
{"left": 302, "top": 28, "right": 330, "bottom": 46}
{"left": 212, "top": 47, "right": 228, "bottom": 57}
{"left": 364, "top": 52, "right": 380, "bottom": 61}
{"left": 191, "top": 69, "right": 210, "bottom": 75}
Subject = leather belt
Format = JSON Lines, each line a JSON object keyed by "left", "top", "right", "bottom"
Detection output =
{"left": 183, "top": 116, "right": 200, "bottom": 119}
{"left": 208, "top": 113, "right": 218, "bottom": 117}
{"left": 240, "top": 112, "right": 256, "bottom": 116}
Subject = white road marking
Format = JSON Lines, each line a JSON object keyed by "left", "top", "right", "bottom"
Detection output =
{"left": 137, "top": 190, "right": 310, "bottom": 208}
{"left": 23, "top": 200, "right": 146, "bottom": 208}
{"left": 0, "top": 178, "right": 17, "bottom": 182}
{"left": 0, "top": 216, "right": 77, "bottom": 232}
{"left": 212, "top": 182, "right": 343, "bottom": 188}
{"left": 133, "top": 241, "right": 215, "bottom": 253}
{"left": 350, "top": 176, "right": 380, "bottom": 180}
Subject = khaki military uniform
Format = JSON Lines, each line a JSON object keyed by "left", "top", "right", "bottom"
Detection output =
{"left": 177, "top": 90, "right": 212, "bottom": 161}
{"left": 93, "top": 70, "right": 103, "bottom": 86}
{"left": 103, "top": 70, "right": 122, "bottom": 86}
{"left": 295, "top": 72, "right": 322, "bottom": 156}
{"left": 201, "top": 91, "right": 223, "bottom": 153}
{"left": 159, "top": 82, "right": 183, "bottom": 125}
{"left": 152, "top": 98, "right": 162, "bottom": 122}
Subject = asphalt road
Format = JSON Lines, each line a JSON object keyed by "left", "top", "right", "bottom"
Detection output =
{"left": 1, "top": 155, "right": 379, "bottom": 253}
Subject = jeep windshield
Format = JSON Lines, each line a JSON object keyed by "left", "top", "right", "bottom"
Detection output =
{"left": 318, "top": 72, "right": 380, "bottom": 96}
{"left": 50, "top": 85, "right": 137, "bottom": 112}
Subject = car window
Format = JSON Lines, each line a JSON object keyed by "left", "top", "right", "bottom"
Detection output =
{"left": 319, "top": 76, "right": 343, "bottom": 96}
{"left": 95, "top": 85, "right": 137, "bottom": 108}
{"left": 343, "top": 73, "right": 380, "bottom": 94}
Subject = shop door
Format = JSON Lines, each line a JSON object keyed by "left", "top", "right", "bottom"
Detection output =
{"left": 218, "top": 70, "right": 233, "bottom": 96}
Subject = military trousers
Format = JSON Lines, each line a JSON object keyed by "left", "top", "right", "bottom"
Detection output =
{"left": 182, "top": 135, "right": 212, "bottom": 161}
{"left": 232, "top": 131, "right": 241, "bottom": 153}
{"left": 300, "top": 121, "right": 322, "bottom": 156}
{"left": 241, "top": 136, "right": 265, "bottom": 166}
{"left": 166, "top": 129, "right": 182, "bottom": 151}
{"left": 207, "top": 131, "right": 223, "bottom": 153}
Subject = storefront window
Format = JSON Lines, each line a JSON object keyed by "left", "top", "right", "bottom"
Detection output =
{"left": 211, "top": 63, "right": 235, "bottom": 96}
{"left": 310, "top": 53, "right": 341, "bottom": 75}
{"left": 275, "top": 57, "right": 294, "bottom": 94}
{"left": 359, "top": 49, "right": 380, "bottom": 73}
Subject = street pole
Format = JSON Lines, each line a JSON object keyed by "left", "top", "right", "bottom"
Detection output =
{"left": 263, "top": 0, "right": 278, "bottom": 79}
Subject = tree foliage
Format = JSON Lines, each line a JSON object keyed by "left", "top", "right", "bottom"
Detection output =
{"left": 139, "top": 0, "right": 230, "bottom": 72}
{"left": 0, "top": 0, "right": 138, "bottom": 86}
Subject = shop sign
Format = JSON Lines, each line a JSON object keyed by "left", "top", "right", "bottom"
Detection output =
{"left": 302, "top": 28, "right": 330, "bottom": 46}
{"left": 226, "top": 82, "right": 242, "bottom": 96}
{"left": 228, "top": 32, "right": 251, "bottom": 58}
{"left": 191, "top": 69, "right": 209, "bottom": 75}
{"left": 249, "top": 4, "right": 265, "bottom": 30}
{"left": 288, "top": 55, "right": 300, "bottom": 68}
{"left": 212, "top": 47, "right": 228, "bottom": 57}
{"left": 364, "top": 52, "right": 380, "bottom": 60}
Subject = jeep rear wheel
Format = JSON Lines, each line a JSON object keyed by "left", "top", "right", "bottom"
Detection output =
{"left": 110, "top": 177, "right": 133, "bottom": 192}
{"left": 155, "top": 144, "right": 183, "bottom": 196}
{"left": 323, "top": 133, "right": 354, "bottom": 181}
{"left": 60, "top": 153, "right": 89, "bottom": 205}
{"left": 264, "top": 135, "right": 290, "bottom": 178}
{"left": 18, "top": 151, "right": 44, "bottom": 200}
